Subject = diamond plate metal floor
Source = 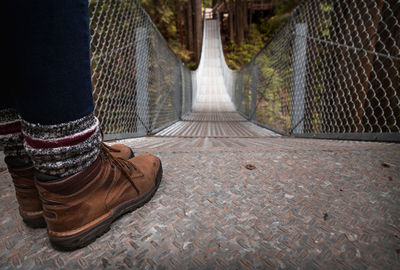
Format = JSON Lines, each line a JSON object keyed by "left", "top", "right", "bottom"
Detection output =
{"left": 156, "top": 112, "right": 280, "bottom": 138}
{"left": 1, "top": 136, "right": 400, "bottom": 269}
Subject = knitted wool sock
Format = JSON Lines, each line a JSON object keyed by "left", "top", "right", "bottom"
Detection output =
{"left": 22, "top": 113, "right": 102, "bottom": 178}
{"left": 0, "top": 109, "right": 32, "bottom": 165}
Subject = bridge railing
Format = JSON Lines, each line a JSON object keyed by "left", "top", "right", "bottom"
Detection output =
{"left": 213, "top": 12, "right": 239, "bottom": 102}
{"left": 89, "top": 0, "right": 192, "bottom": 140}
{"left": 235, "top": 0, "right": 400, "bottom": 142}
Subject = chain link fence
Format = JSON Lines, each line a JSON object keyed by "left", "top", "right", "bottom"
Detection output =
{"left": 234, "top": 0, "right": 400, "bottom": 141}
{"left": 89, "top": 0, "right": 192, "bottom": 140}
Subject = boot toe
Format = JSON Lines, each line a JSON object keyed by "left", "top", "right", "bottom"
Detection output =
{"left": 129, "top": 153, "right": 161, "bottom": 179}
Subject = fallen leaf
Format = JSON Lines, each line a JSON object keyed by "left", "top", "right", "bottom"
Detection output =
{"left": 381, "top": 162, "right": 390, "bottom": 168}
{"left": 245, "top": 164, "right": 256, "bottom": 170}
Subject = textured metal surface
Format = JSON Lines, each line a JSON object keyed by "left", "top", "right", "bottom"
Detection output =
{"left": 155, "top": 112, "right": 278, "bottom": 138}
{"left": 1, "top": 137, "right": 400, "bottom": 269}
{"left": 233, "top": 0, "right": 400, "bottom": 141}
{"left": 192, "top": 19, "right": 236, "bottom": 112}
{"left": 182, "top": 112, "right": 246, "bottom": 122}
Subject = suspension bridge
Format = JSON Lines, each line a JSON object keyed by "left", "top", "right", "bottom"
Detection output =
{"left": 1, "top": 0, "right": 399, "bottom": 269}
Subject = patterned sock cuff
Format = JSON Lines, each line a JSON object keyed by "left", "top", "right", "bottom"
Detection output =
{"left": 0, "top": 108, "right": 20, "bottom": 123}
{"left": 0, "top": 109, "right": 31, "bottom": 162}
{"left": 22, "top": 113, "right": 102, "bottom": 178}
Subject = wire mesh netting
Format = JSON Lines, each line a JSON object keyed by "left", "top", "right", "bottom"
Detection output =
{"left": 234, "top": 0, "right": 400, "bottom": 141}
{"left": 89, "top": 0, "right": 192, "bottom": 140}
{"left": 89, "top": 0, "right": 399, "bottom": 142}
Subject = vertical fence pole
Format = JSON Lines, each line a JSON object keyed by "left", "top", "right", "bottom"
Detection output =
{"left": 250, "top": 64, "right": 259, "bottom": 121}
{"left": 291, "top": 23, "right": 307, "bottom": 134}
{"left": 237, "top": 75, "right": 243, "bottom": 113}
{"left": 192, "top": 72, "right": 197, "bottom": 108}
{"left": 180, "top": 64, "right": 186, "bottom": 116}
{"left": 135, "top": 26, "right": 150, "bottom": 135}
{"left": 173, "top": 66, "right": 182, "bottom": 120}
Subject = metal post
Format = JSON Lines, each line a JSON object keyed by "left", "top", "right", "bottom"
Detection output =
{"left": 191, "top": 72, "right": 197, "bottom": 108}
{"left": 173, "top": 66, "right": 182, "bottom": 120}
{"left": 180, "top": 64, "right": 186, "bottom": 116}
{"left": 135, "top": 26, "right": 150, "bottom": 135}
{"left": 181, "top": 65, "right": 192, "bottom": 115}
{"left": 291, "top": 23, "right": 308, "bottom": 134}
{"left": 236, "top": 75, "right": 243, "bottom": 113}
{"left": 250, "top": 64, "right": 259, "bottom": 121}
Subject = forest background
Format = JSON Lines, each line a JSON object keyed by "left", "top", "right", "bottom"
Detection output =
{"left": 138, "top": 0, "right": 301, "bottom": 70}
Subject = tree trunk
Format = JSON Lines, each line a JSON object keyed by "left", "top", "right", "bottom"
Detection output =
{"left": 235, "top": 0, "right": 244, "bottom": 44}
{"left": 365, "top": 0, "right": 398, "bottom": 132}
{"left": 333, "top": 0, "right": 384, "bottom": 132}
{"left": 248, "top": 6, "right": 253, "bottom": 35}
{"left": 186, "top": 0, "right": 194, "bottom": 52}
{"left": 176, "top": 0, "right": 185, "bottom": 47}
{"left": 242, "top": 0, "right": 248, "bottom": 35}
{"left": 229, "top": 0, "right": 234, "bottom": 43}
{"left": 192, "top": 0, "right": 202, "bottom": 62}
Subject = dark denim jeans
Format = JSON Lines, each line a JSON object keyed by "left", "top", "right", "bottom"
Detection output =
{"left": 3, "top": 0, "right": 94, "bottom": 125}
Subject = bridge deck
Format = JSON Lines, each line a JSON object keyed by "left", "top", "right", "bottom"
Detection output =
{"left": 1, "top": 137, "right": 399, "bottom": 269}
{"left": 156, "top": 112, "right": 279, "bottom": 137}
{"left": 192, "top": 19, "right": 235, "bottom": 112}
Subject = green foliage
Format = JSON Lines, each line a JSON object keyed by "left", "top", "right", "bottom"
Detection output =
{"left": 258, "top": 13, "right": 291, "bottom": 39}
{"left": 224, "top": 0, "right": 300, "bottom": 70}
{"left": 307, "top": 1, "right": 333, "bottom": 131}
{"left": 226, "top": 25, "right": 265, "bottom": 69}
{"left": 169, "top": 39, "right": 195, "bottom": 65}
{"left": 138, "top": 0, "right": 176, "bottom": 39}
{"left": 255, "top": 47, "right": 292, "bottom": 132}
{"left": 138, "top": 0, "right": 199, "bottom": 68}
{"left": 202, "top": 0, "right": 213, "bottom": 8}
{"left": 274, "top": 0, "right": 302, "bottom": 15}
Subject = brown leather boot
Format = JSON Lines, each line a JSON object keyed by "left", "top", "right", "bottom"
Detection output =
{"left": 7, "top": 164, "right": 47, "bottom": 228}
{"left": 35, "top": 147, "right": 162, "bottom": 250}
{"left": 5, "top": 143, "right": 133, "bottom": 229}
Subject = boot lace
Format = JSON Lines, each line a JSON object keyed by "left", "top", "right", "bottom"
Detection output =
{"left": 101, "top": 143, "right": 141, "bottom": 195}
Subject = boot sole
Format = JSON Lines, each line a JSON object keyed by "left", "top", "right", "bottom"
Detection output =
{"left": 49, "top": 162, "right": 163, "bottom": 251}
{"left": 19, "top": 208, "right": 47, "bottom": 228}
